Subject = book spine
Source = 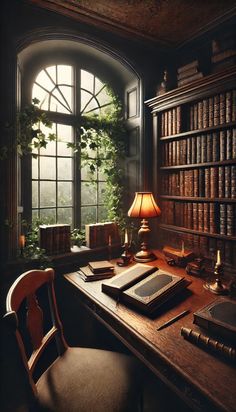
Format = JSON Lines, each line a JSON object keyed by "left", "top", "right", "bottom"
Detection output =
{"left": 225, "top": 166, "right": 231, "bottom": 198}
{"left": 193, "top": 169, "right": 199, "bottom": 197}
{"left": 203, "top": 98, "right": 209, "bottom": 128}
{"left": 213, "top": 94, "right": 220, "bottom": 126}
{"left": 218, "top": 166, "right": 225, "bottom": 198}
{"left": 226, "top": 130, "right": 232, "bottom": 160}
{"left": 201, "top": 135, "right": 207, "bottom": 163}
{"left": 181, "top": 327, "right": 236, "bottom": 362}
{"left": 198, "top": 202, "right": 204, "bottom": 232}
{"left": 210, "top": 167, "right": 218, "bottom": 198}
{"left": 198, "top": 101, "right": 203, "bottom": 129}
{"left": 212, "top": 132, "right": 219, "bottom": 162}
{"left": 231, "top": 165, "right": 236, "bottom": 199}
{"left": 176, "top": 106, "right": 181, "bottom": 133}
{"left": 219, "top": 130, "right": 226, "bottom": 161}
{"left": 225, "top": 91, "right": 232, "bottom": 123}
{"left": 204, "top": 168, "right": 210, "bottom": 198}
{"left": 208, "top": 97, "right": 214, "bottom": 127}
{"left": 198, "top": 169, "right": 205, "bottom": 197}
{"left": 206, "top": 134, "right": 212, "bottom": 162}
{"left": 233, "top": 128, "right": 236, "bottom": 159}
{"left": 196, "top": 135, "right": 201, "bottom": 163}
{"left": 219, "top": 204, "right": 227, "bottom": 235}
{"left": 226, "top": 204, "right": 234, "bottom": 236}
{"left": 203, "top": 203, "right": 209, "bottom": 232}
{"left": 219, "top": 92, "right": 226, "bottom": 124}
{"left": 209, "top": 203, "right": 217, "bottom": 234}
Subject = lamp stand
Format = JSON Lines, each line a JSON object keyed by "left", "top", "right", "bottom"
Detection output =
{"left": 134, "top": 219, "right": 157, "bottom": 263}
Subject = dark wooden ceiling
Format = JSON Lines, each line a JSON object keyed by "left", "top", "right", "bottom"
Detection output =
{"left": 27, "top": 0, "right": 236, "bottom": 48}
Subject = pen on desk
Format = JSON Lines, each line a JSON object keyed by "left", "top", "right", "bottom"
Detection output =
{"left": 157, "top": 309, "right": 190, "bottom": 331}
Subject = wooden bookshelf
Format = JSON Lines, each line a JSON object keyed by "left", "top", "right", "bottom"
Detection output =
{"left": 146, "top": 66, "right": 236, "bottom": 269}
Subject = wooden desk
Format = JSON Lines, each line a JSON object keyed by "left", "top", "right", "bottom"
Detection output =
{"left": 64, "top": 251, "right": 236, "bottom": 412}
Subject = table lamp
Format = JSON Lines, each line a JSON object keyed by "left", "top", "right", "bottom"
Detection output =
{"left": 128, "top": 192, "right": 161, "bottom": 262}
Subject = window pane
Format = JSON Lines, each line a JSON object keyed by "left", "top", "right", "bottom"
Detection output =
{"left": 97, "top": 87, "right": 111, "bottom": 106}
{"left": 81, "top": 182, "right": 97, "bottom": 205}
{"left": 32, "top": 209, "right": 39, "bottom": 220}
{"left": 81, "top": 70, "right": 94, "bottom": 93}
{"left": 50, "top": 90, "right": 70, "bottom": 114}
{"left": 95, "top": 77, "right": 104, "bottom": 94}
{"left": 32, "top": 157, "right": 38, "bottom": 179}
{"left": 58, "top": 182, "right": 72, "bottom": 206}
{"left": 32, "top": 181, "right": 38, "bottom": 208}
{"left": 83, "top": 97, "right": 99, "bottom": 114}
{"left": 58, "top": 65, "right": 72, "bottom": 86}
{"left": 40, "top": 181, "right": 56, "bottom": 207}
{"left": 57, "top": 124, "right": 73, "bottom": 143}
{"left": 57, "top": 124, "right": 73, "bottom": 156}
{"left": 98, "top": 206, "right": 107, "bottom": 222}
{"left": 98, "top": 181, "right": 106, "bottom": 203}
{"left": 32, "top": 83, "right": 48, "bottom": 109}
{"left": 40, "top": 157, "right": 56, "bottom": 180}
{"left": 58, "top": 208, "right": 73, "bottom": 225}
{"left": 37, "top": 69, "right": 55, "bottom": 90}
{"left": 81, "top": 164, "right": 93, "bottom": 180}
{"left": 39, "top": 123, "right": 56, "bottom": 156}
{"left": 46, "top": 66, "right": 56, "bottom": 83}
{"left": 58, "top": 158, "right": 73, "bottom": 180}
{"left": 81, "top": 206, "right": 96, "bottom": 226}
{"left": 40, "top": 208, "right": 56, "bottom": 224}
{"left": 81, "top": 90, "right": 92, "bottom": 113}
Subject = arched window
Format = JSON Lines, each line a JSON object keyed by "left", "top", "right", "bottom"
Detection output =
{"left": 18, "top": 37, "right": 142, "bottom": 239}
{"left": 31, "top": 64, "right": 115, "bottom": 228}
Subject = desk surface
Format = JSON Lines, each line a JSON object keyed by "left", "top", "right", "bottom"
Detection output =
{"left": 64, "top": 251, "right": 236, "bottom": 412}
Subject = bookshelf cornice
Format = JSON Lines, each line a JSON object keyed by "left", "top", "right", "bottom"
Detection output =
{"left": 145, "top": 66, "right": 236, "bottom": 113}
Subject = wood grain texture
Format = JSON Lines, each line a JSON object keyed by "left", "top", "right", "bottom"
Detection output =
{"left": 64, "top": 251, "right": 236, "bottom": 412}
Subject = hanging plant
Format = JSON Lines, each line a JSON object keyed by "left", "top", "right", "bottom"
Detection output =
{"left": 68, "top": 87, "right": 129, "bottom": 229}
{"left": 17, "top": 98, "right": 56, "bottom": 157}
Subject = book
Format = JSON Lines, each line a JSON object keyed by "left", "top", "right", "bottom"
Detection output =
{"left": 102, "top": 263, "right": 190, "bottom": 314}
{"left": 193, "top": 298, "right": 236, "bottom": 343}
{"left": 77, "top": 265, "right": 114, "bottom": 282}
{"left": 88, "top": 260, "right": 115, "bottom": 274}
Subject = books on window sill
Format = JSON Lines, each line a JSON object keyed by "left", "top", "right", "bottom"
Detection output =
{"left": 85, "top": 221, "right": 121, "bottom": 248}
{"left": 39, "top": 224, "right": 71, "bottom": 255}
{"left": 77, "top": 260, "right": 115, "bottom": 282}
{"left": 102, "top": 263, "right": 190, "bottom": 314}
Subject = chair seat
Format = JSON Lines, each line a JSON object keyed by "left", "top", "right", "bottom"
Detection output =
{"left": 36, "top": 347, "right": 142, "bottom": 412}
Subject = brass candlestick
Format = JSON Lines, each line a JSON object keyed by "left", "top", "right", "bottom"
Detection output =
{"left": 204, "top": 251, "right": 228, "bottom": 295}
{"left": 117, "top": 230, "right": 132, "bottom": 266}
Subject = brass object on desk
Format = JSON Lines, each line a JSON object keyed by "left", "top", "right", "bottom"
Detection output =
{"left": 204, "top": 250, "right": 228, "bottom": 295}
{"left": 117, "top": 230, "right": 132, "bottom": 267}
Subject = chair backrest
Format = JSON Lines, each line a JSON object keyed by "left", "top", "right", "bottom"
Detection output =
{"left": 3, "top": 268, "right": 67, "bottom": 392}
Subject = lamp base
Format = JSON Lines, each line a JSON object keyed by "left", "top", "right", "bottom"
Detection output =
{"left": 133, "top": 249, "right": 157, "bottom": 263}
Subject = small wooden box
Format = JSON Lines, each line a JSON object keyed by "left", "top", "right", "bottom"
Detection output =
{"left": 163, "top": 245, "right": 194, "bottom": 267}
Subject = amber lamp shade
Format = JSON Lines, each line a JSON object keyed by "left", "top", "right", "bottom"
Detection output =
{"left": 128, "top": 192, "right": 161, "bottom": 262}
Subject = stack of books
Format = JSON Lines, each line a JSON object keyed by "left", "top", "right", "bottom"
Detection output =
{"left": 177, "top": 60, "right": 203, "bottom": 87}
{"left": 77, "top": 260, "right": 115, "bottom": 282}
{"left": 211, "top": 35, "right": 236, "bottom": 73}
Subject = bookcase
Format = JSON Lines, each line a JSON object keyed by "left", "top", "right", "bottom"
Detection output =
{"left": 146, "top": 66, "right": 236, "bottom": 270}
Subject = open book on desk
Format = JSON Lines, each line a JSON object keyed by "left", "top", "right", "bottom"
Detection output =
{"left": 102, "top": 263, "right": 190, "bottom": 314}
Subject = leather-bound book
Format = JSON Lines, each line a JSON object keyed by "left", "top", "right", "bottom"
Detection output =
{"left": 194, "top": 298, "right": 236, "bottom": 343}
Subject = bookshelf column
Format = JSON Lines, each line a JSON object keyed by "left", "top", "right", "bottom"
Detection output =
{"left": 146, "top": 67, "right": 236, "bottom": 271}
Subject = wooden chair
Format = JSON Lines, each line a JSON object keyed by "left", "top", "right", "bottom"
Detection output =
{"left": 3, "top": 268, "right": 143, "bottom": 412}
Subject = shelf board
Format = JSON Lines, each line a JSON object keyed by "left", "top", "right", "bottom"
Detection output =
{"left": 159, "top": 121, "right": 236, "bottom": 141}
{"left": 160, "top": 196, "right": 236, "bottom": 203}
{"left": 159, "top": 224, "right": 236, "bottom": 241}
{"left": 160, "top": 159, "right": 236, "bottom": 170}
